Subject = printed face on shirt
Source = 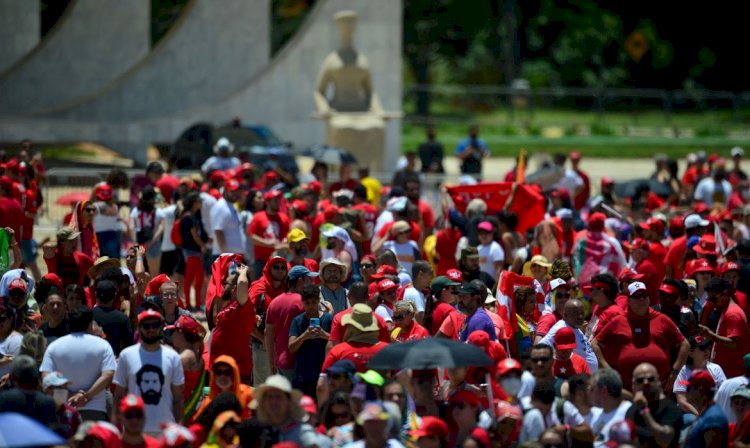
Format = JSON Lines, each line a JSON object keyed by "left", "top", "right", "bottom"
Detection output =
{"left": 136, "top": 364, "right": 165, "bottom": 406}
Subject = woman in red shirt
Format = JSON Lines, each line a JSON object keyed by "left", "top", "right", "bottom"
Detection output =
{"left": 423, "top": 276, "right": 461, "bottom": 336}
{"left": 391, "top": 301, "right": 429, "bottom": 342}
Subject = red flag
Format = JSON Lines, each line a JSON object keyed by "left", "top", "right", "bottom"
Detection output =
{"left": 446, "top": 182, "right": 545, "bottom": 233}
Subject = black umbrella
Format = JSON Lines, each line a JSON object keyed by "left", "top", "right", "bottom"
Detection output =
{"left": 613, "top": 178, "right": 673, "bottom": 199}
{"left": 367, "top": 337, "right": 493, "bottom": 370}
{"left": 301, "top": 144, "right": 358, "bottom": 165}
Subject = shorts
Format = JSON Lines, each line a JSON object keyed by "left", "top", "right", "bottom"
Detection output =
{"left": 21, "top": 239, "right": 36, "bottom": 264}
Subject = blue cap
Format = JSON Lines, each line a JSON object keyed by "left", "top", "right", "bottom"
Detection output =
{"left": 288, "top": 265, "right": 319, "bottom": 281}
{"left": 326, "top": 359, "right": 356, "bottom": 375}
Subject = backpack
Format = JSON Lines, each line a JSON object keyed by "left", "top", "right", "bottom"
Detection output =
{"left": 171, "top": 219, "right": 183, "bottom": 248}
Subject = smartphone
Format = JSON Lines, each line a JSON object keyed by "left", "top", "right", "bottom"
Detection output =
{"left": 310, "top": 318, "right": 320, "bottom": 328}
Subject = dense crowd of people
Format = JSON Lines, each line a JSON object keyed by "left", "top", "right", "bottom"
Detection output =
{"left": 1, "top": 135, "right": 750, "bottom": 448}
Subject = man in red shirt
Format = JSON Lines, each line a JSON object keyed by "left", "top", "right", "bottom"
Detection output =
{"left": 321, "top": 303, "right": 387, "bottom": 373}
{"left": 583, "top": 273, "right": 623, "bottom": 339}
{"left": 42, "top": 228, "right": 94, "bottom": 288}
{"left": 552, "top": 327, "right": 591, "bottom": 379}
{"left": 664, "top": 214, "right": 707, "bottom": 279}
{"left": 209, "top": 264, "right": 255, "bottom": 384}
{"left": 404, "top": 179, "right": 435, "bottom": 236}
{"left": 118, "top": 394, "right": 159, "bottom": 448}
{"left": 569, "top": 151, "right": 590, "bottom": 211}
{"left": 592, "top": 281, "right": 689, "bottom": 390}
{"left": 248, "top": 190, "right": 290, "bottom": 279}
{"left": 630, "top": 238, "right": 661, "bottom": 306}
{"left": 327, "top": 282, "right": 390, "bottom": 354}
{"left": 265, "top": 265, "right": 318, "bottom": 380}
{"left": 640, "top": 218, "right": 667, "bottom": 282}
{"left": 699, "top": 278, "right": 750, "bottom": 378}
{"left": 351, "top": 185, "right": 378, "bottom": 256}
{"left": 0, "top": 175, "right": 22, "bottom": 237}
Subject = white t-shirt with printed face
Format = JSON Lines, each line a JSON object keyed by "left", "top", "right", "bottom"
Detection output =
{"left": 114, "top": 344, "right": 185, "bottom": 434}
{"left": 210, "top": 198, "right": 246, "bottom": 256}
{"left": 40, "top": 332, "right": 117, "bottom": 413}
{"left": 478, "top": 241, "right": 505, "bottom": 280}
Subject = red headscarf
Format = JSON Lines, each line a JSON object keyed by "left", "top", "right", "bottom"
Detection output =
{"left": 69, "top": 200, "right": 99, "bottom": 259}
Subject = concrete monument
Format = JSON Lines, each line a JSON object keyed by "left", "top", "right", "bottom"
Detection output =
{"left": 313, "top": 10, "right": 400, "bottom": 171}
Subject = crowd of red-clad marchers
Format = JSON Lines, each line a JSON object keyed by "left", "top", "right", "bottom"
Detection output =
{"left": 2, "top": 137, "right": 750, "bottom": 448}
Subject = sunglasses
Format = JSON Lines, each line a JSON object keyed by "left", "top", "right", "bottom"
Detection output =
{"left": 531, "top": 356, "right": 551, "bottom": 363}
{"left": 393, "top": 314, "right": 407, "bottom": 321}
{"left": 141, "top": 321, "right": 162, "bottom": 330}
{"left": 555, "top": 292, "right": 570, "bottom": 298}
{"left": 84, "top": 208, "right": 96, "bottom": 213}
{"left": 361, "top": 264, "right": 375, "bottom": 269}
{"left": 271, "top": 264, "right": 287, "bottom": 271}
{"left": 214, "top": 368, "right": 233, "bottom": 377}
{"left": 124, "top": 410, "right": 144, "bottom": 419}
{"left": 634, "top": 376, "right": 657, "bottom": 385}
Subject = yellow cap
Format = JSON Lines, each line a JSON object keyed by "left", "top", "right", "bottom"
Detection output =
{"left": 287, "top": 228, "right": 308, "bottom": 243}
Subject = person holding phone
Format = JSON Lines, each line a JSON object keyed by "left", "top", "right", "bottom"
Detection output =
{"left": 289, "top": 284, "right": 333, "bottom": 397}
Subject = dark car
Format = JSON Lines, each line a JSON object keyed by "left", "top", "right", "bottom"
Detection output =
{"left": 169, "top": 122, "right": 299, "bottom": 175}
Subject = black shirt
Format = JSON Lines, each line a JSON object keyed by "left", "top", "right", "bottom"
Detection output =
{"left": 179, "top": 214, "right": 206, "bottom": 252}
{"left": 92, "top": 305, "right": 133, "bottom": 356}
{"left": 0, "top": 388, "right": 57, "bottom": 426}
{"left": 626, "top": 398, "right": 684, "bottom": 448}
{"left": 41, "top": 319, "right": 70, "bottom": 345}
{"left": 419, "top": 141, "right": 445, "bottom": 173}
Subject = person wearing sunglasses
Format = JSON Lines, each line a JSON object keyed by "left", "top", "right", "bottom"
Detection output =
{"left": 113, "top": 310, "right": 185, "bottom": 436}
{"left": 118, "top": 394, "right": 156, "bottom": 448}
{"left": 391, "top": 301, "right": 429, "bottom": 343}
{"left": 625, "top": 362, "right": 682, "bottom": 448}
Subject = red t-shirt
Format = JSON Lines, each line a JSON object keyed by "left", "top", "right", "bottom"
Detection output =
{"left": 431, "top": 302, "right": 458, "bottom": 335}
{"left": 210, "top": 300, "right": 256, "bottom": 377}
{"left": 0, "top": 196, "right": 23, "bottom": 237}
{"left": 589, "top": 304, "right": 624, "bottom": 337}
{"left": 248, "top": 211, "right": 290, "bottom": 261}
{"left": 329, "top": 308, "right": 391, "bottom": 344}
{"left": 595, "top": 311, "right": 684, "bottom": 388}
{"left": 393, "top": 321, "right": 430, "bottom": 342}
{"left": 536, "top": 312, "right": 561, "bottom": 338}
{"left": 435, "top": 228, "right": 461, "bottom": 275}
{"left": 553, "top": 352, "right": 591, "bottom": 379}
{"left": 352, "top": 203, "right": 378, "bottom": 255}
{"left": 322, "top": 341, "right": 387, "bottom": 372}
{"left": 713, "top": 302, "right": 750, "bottom": 378}
{"left": 635, "top": 259, "right": 662, "bottom": 306}
{"left": 44, "top": 250, "right": 94, "bottom": 288}
{"left": 21, "top": 187, "right": 38, "bottom": 240}
{"left": 664, "top": 236, "right": 687, "bottom": 279}
{"left": 265, "top": 292, "right": 304, "bottom": 370}
{"left": 573, "top": 169, "right": 590, "bottom": 210}
{"left": 648, "top": 241, "right": 667, "bottom": 283}
{"left": 416, "top": 200, "right": 435, "bottom": 229}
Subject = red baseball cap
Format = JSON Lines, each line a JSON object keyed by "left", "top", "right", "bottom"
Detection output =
{"left": 495, "top": 358, "right": 522, "bottom": 377}
{"left": 119, "top": 394, "right": 145, "bottom": 414}
{"left": 137, "top": 309, "right": 163, "bottom": 325}
{"left": 618, "top": 270, "right": 644, "bottom": 283}
{"left": 628, "top": 238, "right": 650, "bottom": 251}
{"left": 263, "top": 190, "right": 282, "bottom": 201}
{"left": 164, "top": 315, "right": 206, "bottom": 339}
{"left": 8, "top": 278, "right": 27, "bottom": 293}
{"left": 601, "top": 176, "right": 615, "bottom": 186}
{"left": 686, "top": 259, "right": 714, "bottom": 277}
{"left": 306, "top": 180, "right": 322, "bottom": 196}
{"left": 679, "top": 369, "right": 716, "bottom": 391}
{"left": 377, "top": 279, "right": 398, "bottom": 294}
{"left": 446, "top": 269, "right": 464, "bottom": 282}
{"left": 659, "top": 283, "right": 679, "bottom": 296}
{"left": 0, "top": 175, "right": 13, "bottom": 191}
{"left": 209, "top": 170, "right": 226, "bottom": 185}
{"left": 554, "top": 326, "right": 577, "bottom": 350}
{"left": 409, "top": 416, "right": 449, "bottom": 439}
{"left": 95, "top": 184, "right": 113, "bottom": 201}
{"left": 299, "top": 395, "right": 317, "bottom": 415}
{"left": 448, "top": 390, "right": 480, "bottom": 407}
{"left": 371, "top": 265, "right": 398, "bottom": 280}
{"left": 722, "top": 261, "right": 740, "bottom": 274}
{"left": 42, "top": 273, "right": 63, "bottom": 290}
{"left": 224, "top": 179, "right": 241, "bottom": 192}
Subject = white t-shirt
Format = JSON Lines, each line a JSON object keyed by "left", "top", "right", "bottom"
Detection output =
{"left": 0, "top": 331, "right": 23, "bottom": 377}
{"left": 519, "top": 399, "right": 585, "bottom": 442}
{"left": 518, "top": 369, "right": 536, "bottom": 400}
{"left": 539, "top": 320, "right": 599, "bottom": 372}
{"left": 93, "top": 201, "right": 121, "bottom": 232}
{"left": 694, "top": 177, "right": 732, "bottom": 207}
{"left": 375, "top": 303, "right": 394, "bottom": 323}
{"left": 382, "top": 240, "right": 420, "bottom": 275}
{"left": 478, "top": 241, "right": 505, "bottom": 280}
{"left": 674, "top": 362, "right": 727, "bottom": 393}
{"left": 157, "top": 205, "right": 177, "bottom": 251}
{"left": 130, "top": 208, "right": 160, "bottom": 235}
{"left": 114, "top": 344, "right": 185, "bottom": 434}
{"left": 402, "top": 286, "right": 426, "bottom": 313}
{"left": 210, "top": 198, "right": 246, "bottom": 256}
{"left": 40, "top": 332, "right": 117, "bottom": 413}
{"left": 590, "top": 400, "right": 632, "bottom": 447}
{"left": 199, "top": 192, "right": 217, "bottom": 236}
{"left": 715, "top": 375, "right": 749, "bottom": 424}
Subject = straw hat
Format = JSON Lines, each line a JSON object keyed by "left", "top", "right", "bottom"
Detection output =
{"left": 341, "top": 304, "right": 378, "bottom": 332}
{"left": 523, "top": 255, "right": 551, "bottom": 276}
{"left": 249, "top": 375, "right": 305, "bottom": 422}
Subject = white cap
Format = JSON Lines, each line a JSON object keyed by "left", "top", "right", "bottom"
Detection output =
{"left": 684, "top": 214, "right": 709, "bottom": 229}
{"left": 550, "top": 278, "right": 568, "bottom": 291}
{"left": 732, "top": 146, "right": 745, "bottom": 158}
{"left": 213, "top": 137, "right": 234, "bottom": 154}
{"left": 42, "top": 371, "right": 70, "bottom": 389}
{"left": 555, "top": 208, "right": 573, "bottom": 220}
{"left": 687, "top": 153, "right": 697, "bottom": 164}
{"left": 628, "top": 281, "right": 647, "bottom": 296}
{"left": 484, "top": 288, "right": 497, "bottom": 304}
{"left": 386, "top": 196, "right": 408, "bottom": 212}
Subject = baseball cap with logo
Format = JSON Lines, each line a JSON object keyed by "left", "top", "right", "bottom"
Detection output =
{"left": 549, "top": 278, "right": 568, "bottom": 291}
{"left": 409, "top": 416, "right": 449, "bottom": 439}
{"left": 627, "top": 282, "right": 648, "bottom": 297}
{"left": 446, "top": 269, "right": 463, "bottom": 282}
{"left": 224, "top": 179, "right": 241, "bottom": 191}
{"left": 554, "top": 327, "right": 578, "bottom": 350}
{"left": 95, "top": 184, "right": 113, "bottom": 201}
{"left": 461, "top": 247, "right": 480, "bottom": 259}
{"left": 137, "top": 309, "right": 163, "bottom": 325}
{"left": 8, "top": 278, "right": 27, "bottom": 293}
{"left": 377, "top": 279, "right": 398, "bottom": 294}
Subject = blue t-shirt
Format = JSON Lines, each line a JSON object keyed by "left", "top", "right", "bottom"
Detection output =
{"left": 454, "top": 137, "right": 489, "bottom": 156}
{"left": 685, "top": 403, "right": 728, "bottom": 448}
{"left": 289, "top": 312, "right": 333, "bottom": 385}
{"left": 459, "top": 308, "right": 496, "bottom": 342}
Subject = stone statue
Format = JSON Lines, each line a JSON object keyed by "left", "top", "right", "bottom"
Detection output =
{"left": 313, "top": 10, "right": 400, "bottom": 172}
